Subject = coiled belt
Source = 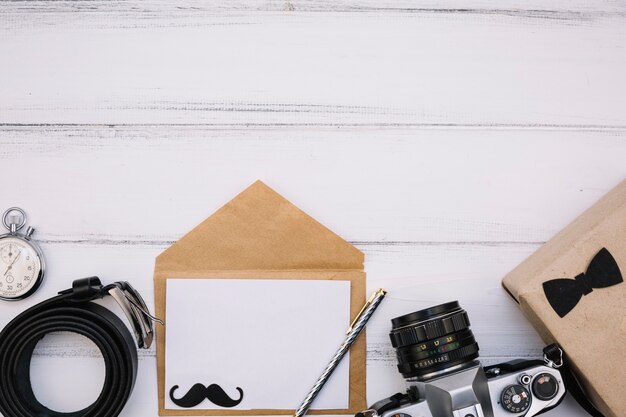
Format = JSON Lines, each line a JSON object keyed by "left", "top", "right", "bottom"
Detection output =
{"left": 0, "top": 277, "right": 159, "bottom": 417}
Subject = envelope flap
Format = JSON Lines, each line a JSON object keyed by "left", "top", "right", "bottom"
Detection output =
{"left": 156, "top": 181, "right": 363, "bottom": 271}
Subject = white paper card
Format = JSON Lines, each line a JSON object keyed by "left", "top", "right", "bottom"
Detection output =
{"left": 165, "top": 278, "right": 351, "bottom": 410}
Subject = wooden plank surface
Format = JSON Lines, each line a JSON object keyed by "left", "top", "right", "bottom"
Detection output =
{"left": 2, "top": 1, "right": 625, "bottom": 415}
{"left": 1, "top": 1, "right": 625, "bottom": 126}
{"left": 1, "top": 126, "right": 625, "bottom": 243}
{"left": 3, "top": 126, "right": 624, "bottom": 415}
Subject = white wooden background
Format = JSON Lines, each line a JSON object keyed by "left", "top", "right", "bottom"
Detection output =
{"left": 1, "top": 1, "right": 625, "bottom": 415}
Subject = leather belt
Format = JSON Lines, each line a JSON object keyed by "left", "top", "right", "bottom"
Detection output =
{"left": 0, "top": 277, "right": 160, "bottom": 417}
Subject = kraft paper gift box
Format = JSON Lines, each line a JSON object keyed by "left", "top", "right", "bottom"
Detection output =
{"left": 153, "top": 181, "right": 367, "bottom": 416}
{"left": 502, "top": 179, "right": 626, "bottom": 417}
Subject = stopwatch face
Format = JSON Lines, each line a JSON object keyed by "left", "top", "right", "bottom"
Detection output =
{"left": 0, "top": 236, "right": 43, "bottom": 299}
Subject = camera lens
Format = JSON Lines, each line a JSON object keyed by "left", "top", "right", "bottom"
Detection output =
{"left": 389, "top": 301, "right": 479, "bottom": 379}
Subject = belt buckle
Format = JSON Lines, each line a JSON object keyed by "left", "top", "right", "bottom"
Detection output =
{"left": 107, "top": 282, "right": 163, "bottom": 349}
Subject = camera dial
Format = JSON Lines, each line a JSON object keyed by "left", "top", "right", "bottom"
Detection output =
{"left": 532, "top": 373, "right": 559, "bottom": 401}
{"left": 500, "top": 385, "right": 531, "bottom": 413}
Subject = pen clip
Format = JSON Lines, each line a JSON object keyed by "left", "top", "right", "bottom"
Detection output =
{"left": 346, "top": 289, "right": 386, "bottom": 335}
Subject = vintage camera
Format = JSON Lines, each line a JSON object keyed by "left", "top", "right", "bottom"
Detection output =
{"left": 360, "top": 301, "right": 566, "bottom": 417}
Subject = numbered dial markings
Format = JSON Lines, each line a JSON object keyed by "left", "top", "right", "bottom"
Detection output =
{"left": 500, "top": 384, "right": 531, "bottom": 414}
{"left": 1, "top": 242, "right": 25, "bottom": 265}
{"left": 0, "top": 237, "right": 41, "bottom": 298}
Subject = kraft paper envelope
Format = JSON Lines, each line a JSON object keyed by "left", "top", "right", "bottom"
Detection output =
{"left": 154, "top": 181, "right": 366, "bottom": 416}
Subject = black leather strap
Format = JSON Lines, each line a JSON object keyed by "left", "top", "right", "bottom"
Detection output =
{"left": 0, "top": 277, "right": 139, "bottom": 417}
{"left": 543, "top": 344, "right": 604, "bottom": 417}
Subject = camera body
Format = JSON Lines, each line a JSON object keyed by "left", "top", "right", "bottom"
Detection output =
{"left": 360, "top": 302, "right": 566, "bottom": 417}
{"left": 364, "top": 360, "right": 565, "bottom": 417}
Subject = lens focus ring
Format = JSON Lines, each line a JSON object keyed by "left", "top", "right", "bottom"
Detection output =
{"left": 389, "top": 301, "right": 479, "bottom": 380}
{"left": 390, "top": 310, "right": 470, "bottom": 348}
{"left": 396, "top": 342, "right": 480, "bottom": 375}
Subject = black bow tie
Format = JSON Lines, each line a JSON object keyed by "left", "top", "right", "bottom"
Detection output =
{"left": 543, "top": 247, "right": 623, "bottom": 318}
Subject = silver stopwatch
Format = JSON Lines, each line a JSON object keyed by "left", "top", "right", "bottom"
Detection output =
{"left": 0, "top": 207, "right": 45, "bottom": 300}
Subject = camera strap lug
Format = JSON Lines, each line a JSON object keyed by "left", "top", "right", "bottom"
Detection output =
{"left": 542, "top": 344, "right": 563, "bottom": 369}
{"left": 542, "top": 344, "right": 604, "bottom": 417}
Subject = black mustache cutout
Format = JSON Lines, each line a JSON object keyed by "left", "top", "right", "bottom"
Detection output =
{"left": 170, "top": 383, "right": 244, "bottom": 408}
